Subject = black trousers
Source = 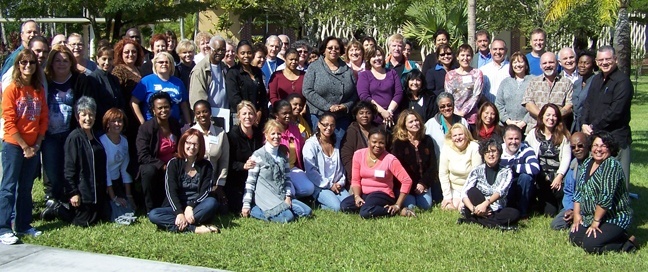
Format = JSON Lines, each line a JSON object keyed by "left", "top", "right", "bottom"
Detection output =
{"left": 462, "top": 187, "right": 520, "bottom": 228}
{"left": 341, "top": 192, "right": 396, "bottom": 219}
{"left": 139, "top": 164, "right": 165, "bottom": 213}
{"left": 536, "top": 173, "right": 563, "bottom": 216}
{"left": 569, "top": 222, "right": 635, "bottom": 254}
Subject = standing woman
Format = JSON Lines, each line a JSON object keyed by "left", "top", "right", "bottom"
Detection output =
{"left": 421, "top": 29, "right": 451, "bottom": 76}
{"left": 292, "top": 40, "right": 311, "bottom": 71}
{"left": 193, "top": 32, "right": 213, "bottom": 64}
{"left": 345, "top": 41, "right": 365, "bottom": 79}
{"left": 241, "top": 120, "right": 313, "bottom": 223}
{"left": 357, "top": 46, "right": 403, "bottom": 126}
{"left": 136, "top": 92, "right": 182, "bottom": 213}
{"left": 0, "top": 50, "right": 48, "bottom": 244}
{"left": 165, "top": 30, "right": 180, "bottom": 64}
{"left": 340, "top": 101, "right": 380, "bottom": 189}
{"left": 571, "top": 51, "right": 596, "bottom": 133}
{"left": 398, "top": 69, "right": 437, "bottom": 122}
{"left": 495, "top": 52, "right": 531, "bottom": 130}
{"left": 226, "top": 41, "right": 268, "bottom": 124}
{"left": 444, "top": 44, "right": 483, "bottom": 128}
{"left": 526, "top": 103, "right": 571, "bottom": 216}
{"left": 391, "top": 110, "right": 437, "bottom": 210}
{"left": 438, "top": 123, "right": 482, "bottom": 210}
{"left": 226, "top": 101, "right": 264, "bottom": 213}
{"left": 425, "top": 44, "right": 457, "bottom": 96}
{"left": 192, "top": 100, "right": 230, "bottom": 207}
{"left": 89, "top": 46, "right": 124, "bottom": 126}
{"left": 472, "top": 101, "right": 503, "bottom": 141}
{"left": 148, "top": 129, "right": 220, "bottom": 233}
{"left": 340, "top": 127, "right": 416, "bottom": 218}
{"left": 174, "top": 40, "right": 196, "bottom": 92}
{"left": 303, "top": 36, "right": 358, "bottom": 140}
{"left": 424, "top": 92, "right": 469, "bottom": 158}
{"left": 269, "top": 48, "right": 306, "bottom": 104}
{"left": 139, "top": 34, "right": 168, "bottom": 76}
{"left": 251, "top": 43, "right": 267, "bottom": 69}
{"left": 224, "top": 40, "right": 237, "bottom": 68}
{"left": 303, "top": 112, "right": 350, "bottom": 211}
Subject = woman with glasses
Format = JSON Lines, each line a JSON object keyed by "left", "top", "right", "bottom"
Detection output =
{"left": 424, "top": 92, "right": 469, "bottom": 159}
{"left": 139, "top": 34, "right": 169, "bottom": 77}
{"left": 67, "top": 33, "right": 97, "bottom": 75}
{"left": 425, "top": 44, "right": 457, "bottom": 96}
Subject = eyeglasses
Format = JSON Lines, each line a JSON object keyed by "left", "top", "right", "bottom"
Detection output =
{"left": 570, "top": 144, "right": 585, "bottom": 149}
{"left": 19, "top": 60, "right": 37, "bottom": 66}
{"left": 156, "top": 61, "right": 170, "bottom": 65}
{"left": 439, "top": 53, "right": 452, "bottom": 57}
{"left": 485, "top": 149, "right": 499, "bottom": 155}
{"left": 326, "top": 46, "right": 340, "bottom": 51}
{"left": 297, "top": 50, "right": 308, "bottom": 54}
{"left": 592, "top": 144, "right": 608, "bottom": 149}
{"left": 439, "top": 103, "right": 453, "bottom": 109}
{"left": 69, "top": 43, "right": 84, "bottom": 48}
{"left": 319, "top": 122, "right": 335, "bottom": 128}
{"left": 185, "top": 141, "right": 200, "bottom": 147}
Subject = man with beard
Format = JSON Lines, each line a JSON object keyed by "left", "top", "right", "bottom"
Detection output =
{"left": 551, "top": 132, "right": 590, "bottom": 230}
{"left": 499, "top": 125, "right": 540, "bottom": 219}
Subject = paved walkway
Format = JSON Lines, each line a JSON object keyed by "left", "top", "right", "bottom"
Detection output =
{"left": 0, "top": 243, "right": 226, "bottom": 272}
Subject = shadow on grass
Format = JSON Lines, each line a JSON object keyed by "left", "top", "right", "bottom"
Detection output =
{"left": 213, "top": 213, "right": 240, "bottom": 229}
{"left": 629, "top": 184, "right": 648, "bottom": 248}
{"left": 631, "top": 131, "right": 648, "bottom": 166}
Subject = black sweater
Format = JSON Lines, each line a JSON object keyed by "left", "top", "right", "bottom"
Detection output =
{"left": 136, "top": 117, "right": 181, "bottom": 170}
{"left": 391, "top": 135, "right": 439, "bottom": 194}
{"left": 64, "top": 128, "right": 107, "bottom": 203}
{"left": 163, "top": 158, "right": 214, "bottom": 215}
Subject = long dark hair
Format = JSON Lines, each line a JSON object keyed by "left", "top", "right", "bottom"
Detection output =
{"left": 536, "top": 103, "right": 570, "bottom": 146}
{"left": 403, "top": 69, "right": 428, "bottom": 99}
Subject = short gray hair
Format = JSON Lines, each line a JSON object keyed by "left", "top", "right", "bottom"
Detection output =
{"left": 598, "top": 45, "right": 615, "bottom": 56}
{"left": 209, "top": 35, "right": 226, "bottom": 49}
{"left": 76, "top": 96, "right": 96, "bottom": 117}
{"left": 266, "top": 35, "right": 280, "bottom": 46}
{"left": 436, "top": 92, "right": 455, "bottom": 106}
{"left": 292, "top": 40, "right": 311, "bottom": 51}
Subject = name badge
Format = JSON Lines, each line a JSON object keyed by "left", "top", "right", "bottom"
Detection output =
{"left": 154, "top": 84, "right": 162, "bottom": 91}
{"left": 461, "top": 75, "right": 473, "bottom": 84}
{"left": 208, "top": 135, "right": 219, "bottom": 145}
{"left": 374, "top": 170, "right": 385, "bottom": 178}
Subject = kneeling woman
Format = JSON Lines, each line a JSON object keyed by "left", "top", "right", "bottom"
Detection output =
{"left": 241, "top": 120, "right": 312, "bottom": 223}
{"left": 340, "top": 127, "right": 415, "bottom": 218}
{"left": 149, "top": 129, "right": 220, "bottom": 233}
{"left": 459, "top": 138, "right": 520, "bottom": 229}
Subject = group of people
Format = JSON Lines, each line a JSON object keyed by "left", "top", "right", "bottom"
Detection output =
{"left": 0, "top": 21, "right": 637, "bottom": 254}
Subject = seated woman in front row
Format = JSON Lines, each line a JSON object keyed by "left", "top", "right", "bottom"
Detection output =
{"left": 149, "top": 129, "right": 220, "bottom": 234}
{"left": 241, "top": 120, "right": 312, "bottom": 223}
{"left": 438, "top": 123, "right": 482, "bottom": 210}
{"left": 340, "top": 127, "right": 416, "bottom": 218}
{"left": 458, "top": 138, "right": 520, "bottom": 230}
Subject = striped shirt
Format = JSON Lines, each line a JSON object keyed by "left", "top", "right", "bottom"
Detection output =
{"left": 499, "top": 142, "right": 541, "bottom": 176}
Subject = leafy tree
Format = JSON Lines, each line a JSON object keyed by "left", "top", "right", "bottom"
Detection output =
{"left": 402, "top": 0, "right": 467, "bottom": 57}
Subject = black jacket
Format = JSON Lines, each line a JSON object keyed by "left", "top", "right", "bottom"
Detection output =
{"left": 136, "top": 117, "right": 182, "bottom": 171}
{"left": 226, "top": 125, "right": 263, "bottom": 189}
{"left": 163, "top": 158, "right": 214, "bottom": 215}
{"left": 64, "top": 128, "right": 107, "bottom": 203}
{"left": 391, "top": 135, "right": 438, "bottom": 194}
{"left": 398, "top": 92, "right": 438, "bottom": 122}
{"left": 225, "top": 64, "right": 269, "bottom": 119}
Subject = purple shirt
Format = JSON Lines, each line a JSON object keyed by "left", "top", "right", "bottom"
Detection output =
{"left": 356, "top": 69, "right": 403, "bottom": 123}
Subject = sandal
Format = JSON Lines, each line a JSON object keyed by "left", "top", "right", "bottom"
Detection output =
{"left": 400, "top": 208, "right": 417, "bottom": 217}
{"left": 206, "top": 225, "right": 221, "bottom": 233}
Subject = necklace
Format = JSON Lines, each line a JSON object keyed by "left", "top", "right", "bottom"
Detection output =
{"left": 369, "top": 155, "right": 378, "bottom": 163}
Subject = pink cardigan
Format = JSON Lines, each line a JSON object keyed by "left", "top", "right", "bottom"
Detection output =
{"left": 280, "top": 123, "right": 305, "bottom": 169}
{"left": 351, "top": 148, "right": 412, "bottom": 198}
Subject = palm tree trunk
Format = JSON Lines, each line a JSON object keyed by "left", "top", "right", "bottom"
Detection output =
{"left": 614, "top": 0, "right": 631, "bottom": 76}
{"left": 468, "top": 0, "right": 476, "bottom": 49}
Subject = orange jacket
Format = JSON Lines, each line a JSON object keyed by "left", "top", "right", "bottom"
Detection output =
{"left": 2, "top": 81, "right": 48, "bottom": 146}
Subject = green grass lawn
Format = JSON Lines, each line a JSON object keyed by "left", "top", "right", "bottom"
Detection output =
{"left": 22, "top": 76, "right": 648, "bottom": 271}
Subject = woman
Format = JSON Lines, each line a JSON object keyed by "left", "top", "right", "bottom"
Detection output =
{"left": 340, "top": 127, "right": 416, "bottom": 218}
{"left": 192, "top": 100, "right": 230, "bottom": 207}
{"left": 391, "top": 110, "right": 437, "bottom": 210}
{"left": 99, "top": 108, "right": 137, "bottom": 225}
{"left": 472, "top": 102, "right": 503, "bottom": 141}
{"left": 444, "top": 44, "right": 483, "bottom": 127}
{"left": 287, "top": 93, "right": 312, "bottom": 139}
{"left": 495, "top": 52, "right": 532, "bottom": 130}
{"left": 149, "top": 129, "right": 220, "bottom": 233}
{"left": 174, "top": 40, "right": 196, "bottom": 91}
{"left": 292, "top": 40, "right": 311, "bottom": 71}
{"left": 571, "top": 51, "right": 596, "bottom": 133}
{"left": 438, "top": 123, "right": 482, "bottom": 210}
{"left": 0, "top": 50, "right": 48, "bottom": 244}
{"left": 89, "top": 46, "right": 124, "bottom": 125}
{"left": 303, "top": 112, "right": 350, "bottom": 211}
{"left": 346, "top": 41, "right": 365, "bottom": 79}
{"left": 112, "top": 38, "right": 144, "bottom": 154}
{"left": 421, "top": 29, "right": 451, "bottom": 76}
{"left": 357, "top": 46, "right": 403, "bottom": 126}
{"left": 136, "top": 92, "right": 182, "bottom": 212}
{"left": 64, "top": 96, "right": 109, "bottom": 227}
{"left": 251, "top": 43, "right": 267, "bottom": 69}
{"left": 241, "top": 120, "right": 313, "bottom": 223}
{"left": 526, "top": 103, "right": 571, "bottom": 216}
{"left": 139, "top": 34, "right": 168, "bottom": 76}
{"left": 165, "top": 30, "right": 180, "bottom": 64}
{"left": 226, "top": 41, "right": 268, "bottom": 124}
{"left": 193, "top": 32, "right": 213, "bottom": 64}
{"left": 303, "top": 36, "right": 358, "bottom": 140}
{"left": 459, "top": 138, "right": 520, "bottom": 230}
{"left": 340, "top": 101, "right": 380, "bottom": 190}
{"left": 570, "top": 131, "right": 636, "bottom": 253}
{"left": 424, "top": 92, "right": 469, "bottom": 158}
{"left": 224, "top": 40, "right": 237, "bottom": 68}
{"left": 226, "top": 101, "right": 264, "bottom": 213}
{"left": 269, "top": 48, "right": 306, "bottom": 104}
{"left": 131, "top": 52, "right": 191, "bottom": 126}
{"left": 67, "top": 33, "right": 97, "bottom": 75}
{"left": 272, "top": 100, "right": 314, "bottom": 198}
{"left": 425, "top": 44, "right": 457, "bottom": 96}
{"left": 398, "top": 69, "right": 437, "bottom": 122}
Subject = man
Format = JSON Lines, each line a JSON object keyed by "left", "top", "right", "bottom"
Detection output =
{"left": 1, "top": 20, "right": 40, "bottom": 77}
{"left": 558, "top": 47, "right": 579, "bottom": 83}
{"left": 261, "top": 35, "right": 284, "bottom": 87}
{"left": 189, "top": 36, "right": 228, "bottom": 110}
{"left": 124, "top": 28, "right": 152, "bottom": 66}
{"left": 50, "top": 34, "right": 67, "bottom": 46}
{"left": 581, "top": 46, "right": 633, "bottom": 190}
{"left": 525, "top": 28, "right": 546, "bottom": 76}
{"left": 479, "top": 39, "right": 509, "bottom": 101}
{"left": 384, "top": 34, "right": 419, "bottom": 84}
{"left": 521, "top": 52, "right": 573, "bottom": 133}
{"left": 67, "top": 33, "right": 97, "bottom": 75}
{"left": 403, "top": 40, "right": 414, "bottom": 60}
{"left": 277, "top": 34, "right": 290, "bottom": 61}
{"left": 550, "top": 132, "right": 590, "bottom": 230}
{"left": 471, "top": 30, "right": 491, "bottom": 68}
{"left": 499, "top": 125, "right": 540, "bottom": 219}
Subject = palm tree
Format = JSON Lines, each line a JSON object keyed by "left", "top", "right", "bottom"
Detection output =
{"left": 402, "top": 0, "right": 468, "bottom": 58}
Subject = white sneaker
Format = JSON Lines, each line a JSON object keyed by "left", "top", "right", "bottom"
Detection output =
{"left": 0, "top": 233, "right": 19, "bottom": 245}
{"left": 16, "top": 228, "right": 42, "bottom": 237}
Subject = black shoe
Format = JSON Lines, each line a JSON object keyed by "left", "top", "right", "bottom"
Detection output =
{"left": 41, "top": 199, "right": 59, "bottom": 221}
{"left": 456, "top": 217, "right": 467, "bottom": 225}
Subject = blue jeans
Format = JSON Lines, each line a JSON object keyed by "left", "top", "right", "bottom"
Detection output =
{"left": 507, "top": 173, "right": 534, "bottom": 217}
{"left": 402, "top": 190, "right": 433, "bottom": 210}
{"left": 250, "top": 199, "right": 312, "bottom": 223}
{"left": 310, "top": 114, "right": 351, "bottom": 146}
{"left": 41, "top": 132, "right": 70, "bottom": 201}
{"left": 0, "top": 142, "right": 40, "bottom": 234}
{"left": 148, "top": 197, "right": 219, "bottom": 232}
{"left": 313, "top": 187, "right": 350, "bottom": 212}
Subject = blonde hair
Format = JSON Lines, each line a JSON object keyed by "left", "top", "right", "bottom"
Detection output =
{"left": 263, "top": 119, "right": 284, "bottom": 135}
{"left": 235, "top": 100, "right": 257, "bottom": 125}
{"left": 176, "top": 39, "right": 196, "bottom": 54}
{"left": 194, "top": 32, "right": 213, "bottom": 51}
{"left": 392, "top": 109, "right": 425, "bottom": 142}
{"left": 444, "top": 123, "right": 474, "bottom": 151}
{"left": 387, "top": 33, "right": 405, "bottom": 46}
{"left": 152, "top": 52, "right": 175, "bottom": 75}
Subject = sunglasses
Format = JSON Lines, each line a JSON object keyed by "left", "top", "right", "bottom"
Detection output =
{"left": 19, "top": 60, "right": 37, "bottom": 66}
{"left": 570, "top": 144, "right": 585, "bottom": 149}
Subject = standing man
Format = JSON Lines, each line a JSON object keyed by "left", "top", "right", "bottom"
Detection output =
{"left": 480, "top": 39, "right": 509, "bottom": 101}
{"left": 261, "top": 35, "right": 284, "bottom": 87}
{"left": 558, "top": 47, "right": 579, "bottom": 83}
{"left": 124, "top": 28, "right": 152, "bottom": 67}
{"left": 525, "top": 28, "right": 546, "bottom": 76}
{"left": 189, "top": 36, "right": 228, "bottom": 110}
{"left": 471, "top": 30, "right": 492, "bottom": 68}
{"left": 385, "top": 33, "right": 419, "bottom": 84}
{"left": 500, "top": 125, "right": 540, "bottom": 219}
{"left": 581, "top": 46, "right": 633, "bottom": 190}
{"left": 521, "top": 52, "right": 573, "bottom": 133}
{"left": 277, "top": 34, "right": 291, "bottom": 61}
{"left": 1, "top": 20, "right": 40, "bottom": 77}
